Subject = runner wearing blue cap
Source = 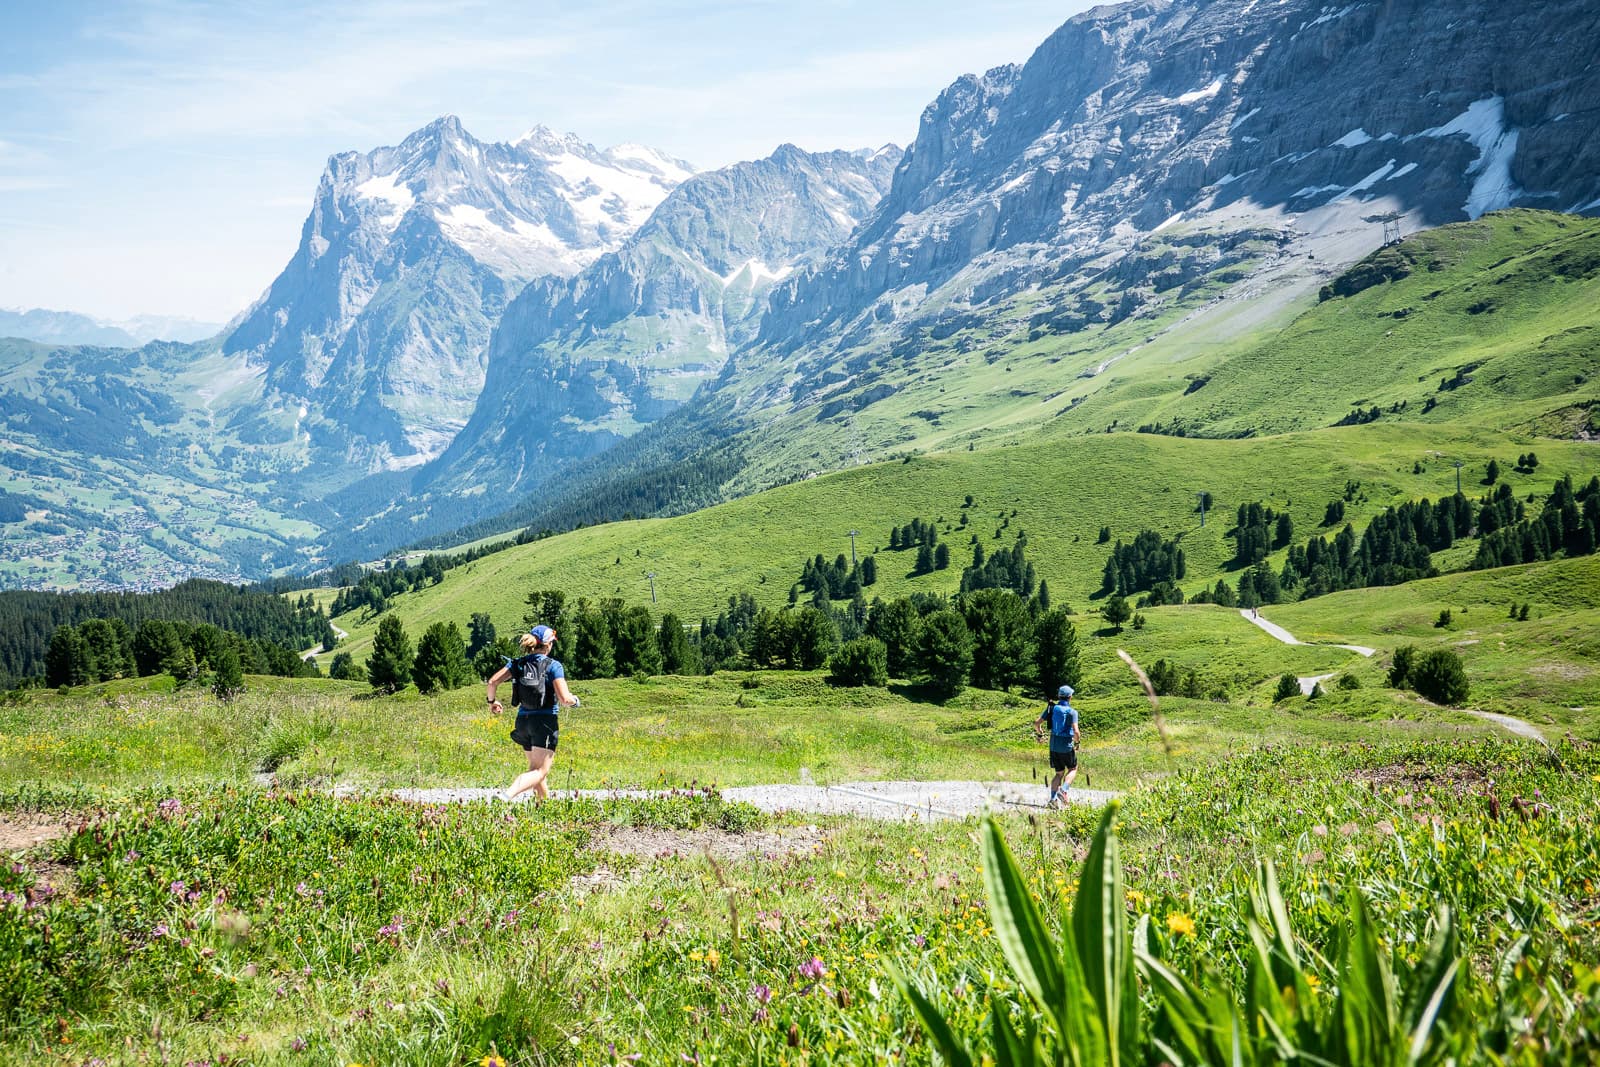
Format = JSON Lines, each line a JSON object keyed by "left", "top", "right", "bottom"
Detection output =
{"left": 485, "top": 624, "right": 580, "bottom": 802}
{"left": 1034, "top": 684, "right": 1080, "bottom": 808}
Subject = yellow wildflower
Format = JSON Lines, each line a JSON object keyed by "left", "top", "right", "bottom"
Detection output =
{"left": 1166, "top": 912, "right": 1196, "bottom": 937}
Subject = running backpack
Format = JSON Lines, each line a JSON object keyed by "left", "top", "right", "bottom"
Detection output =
{"left": 511, "top": 653, "right": 552, "bottom": 710}
{"left": 1050, "top": 702, "right": 1075, "bottom": 746}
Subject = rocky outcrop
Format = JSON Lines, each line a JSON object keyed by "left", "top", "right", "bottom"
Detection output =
{"left": 761, "top": 0, "right": 1600, "bottom": 350}
{"left": 415, "top": 143, "right": 899, "bottom": 501}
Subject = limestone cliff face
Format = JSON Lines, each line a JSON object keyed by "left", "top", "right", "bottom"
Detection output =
{"left": 416, "top": 144, "right": 899, "bottom": 500}
{"left": 761, "top": 0, "right": 1600, "bottom": 349}
{"left": 224, "top": 116, "right": 691, "bottom": 469}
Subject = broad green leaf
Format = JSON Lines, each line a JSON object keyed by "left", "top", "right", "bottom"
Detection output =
{"left": 979, "top": 817, "right": 1065, "bottom": 1015}
{"left": 1071, "top": 802, "right": 1131, "bottom": 1067}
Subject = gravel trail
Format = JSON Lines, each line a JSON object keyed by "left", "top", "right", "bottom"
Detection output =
{"left": 390, "top": 780, "right": 1117, "bottom": 821}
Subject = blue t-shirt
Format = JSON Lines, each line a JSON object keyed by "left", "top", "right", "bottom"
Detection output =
{"left": 1038, "top": 700, "right": 1078, "bottom": 752}
{"left": 508, "top": 654, "right": 565, "bottom": 714}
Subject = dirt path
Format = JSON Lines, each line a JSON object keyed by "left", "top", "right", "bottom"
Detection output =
{"left": 0, "top": 813, "right": 71, "bottom": 852}
{"left": 1243, "top": 611, "right": 1546, "bottom": 743}
{"left": 1241, "top": 609, "right": 1376, "bottom": 656}
{"left": 391, "top": 781, "right": 1118, "bottom": 821}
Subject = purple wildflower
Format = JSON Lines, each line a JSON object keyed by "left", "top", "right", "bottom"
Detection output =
{"left": 158, "top": 798, "right": 182, "bottom": 818}
{"left": 168, "top": 880, "right": 186, "bottom": 896}
{"left": 753, "top": 984, "right": 772, "bottom": 1004}
{"left": 798, "top": 957, "right": 825, "bottom": 980}
{"left": 911, "top": 934, "right": 927, "bottom": 948}
{"left": 152, "top": 923, "right": 169, "bottom": 938}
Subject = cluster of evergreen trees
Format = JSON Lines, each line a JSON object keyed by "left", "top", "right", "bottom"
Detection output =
{"left": 960, "top": 534, "right": 1040, "bottom": 600}
{"left": 1230, "top": 503, "right": 1294, "bottom": 568}
{"left": 888, "top": 517, "right": 952, "bottom": 576}
{"left": 1100, "top": 530, "right": 1186, "bottom": 598}
{"left": 1472, "top": 475, "right": 1600, "bottom": 570}
{"left": 43, "top": 616, "right": 316, "bottom": 694}
{"left": 795, "top": 552, "right": 879, "bottom": 608}
{"left": 0, "top": 579, "right": 332, "bottom": 687}
{"left": 853, "top": 588, "right": 1080, "bottom": 699}
{"left": 345, "top": 582, "right": 1080, "bottom": 705}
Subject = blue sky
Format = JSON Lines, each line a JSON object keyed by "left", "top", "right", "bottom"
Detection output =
{"left": 0, "top": 1, "right": 1092, "bottom": 322}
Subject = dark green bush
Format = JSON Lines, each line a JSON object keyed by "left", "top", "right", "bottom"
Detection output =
{"left": 828, "top": 637, "right": 888, "bottom": 687}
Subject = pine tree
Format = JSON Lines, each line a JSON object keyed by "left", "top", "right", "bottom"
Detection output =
{"left": 915, "top": 543, "right": 935, "bottom": 575}
{"left": 860, "top": 555, "right": 877, "bottom": 585}
{"left": 1410, "top": 649, "right": 1470, "bottom": 704}
{"left": 613, "top": 606, "right": 663, "bottom": 677}
{"left": 367, "top": 615, "right": 414, "bottom": 693}
{"left": 1274, "top": 673, "right": 1300, "bottom": 701}
{"left": 791, "top": 608, "right": 839, "bottom": 670}
{"left": 934, "top": 543, "right": 951, "bottom": 570}
{"left": 867, "top": 598, "right": 922, "bottom": 679}
{"left": 1036, "top": 579, "right": 1052, "bottom": 612}
{"left": 1102, "top": 595, "right": 1132, "bottom": 632}
{"left": 828, "top": 637, "right": 888, "bottom": 687}
{"left": 328, "top": 652, "right": 359, "bottom": 680}
{"left": 412, "top": 621, "right": 471, "bottom": 694}
{"left": 657, "top": 612, "right": 696, "bottom": 675}
{"left": 45, "top": 625, "right": 81, "bottom": 688}
{"left": 917, "top": 610, "right": 973, "bottom": 699}
{"left": 211, "top": 644, "right": 244, "bottom": 701}
{"left": 1033, "top": 609, "right": 1080, "bottom": 698}
{"left": 466, "top": 613, "right": 496, "bottom": 659}
{"left": 962, "top": 588, "right": 1033, "bottom": 691}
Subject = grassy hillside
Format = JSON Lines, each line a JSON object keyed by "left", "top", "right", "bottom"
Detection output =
{"left": 319, "top": 421, "right": 1597, "bottom": 657}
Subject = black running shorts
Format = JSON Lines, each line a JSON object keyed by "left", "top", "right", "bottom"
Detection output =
{"left": 510, "top": 712, "right": 559, "bottom": 752}
{"left": 1050, "top": 748, "right": 1078, "bottom": 772}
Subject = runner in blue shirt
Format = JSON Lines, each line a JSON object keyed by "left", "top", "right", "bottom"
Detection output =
{"left": 1034, "top": 684, "right": 1080, "bottom": 808}
{"left": 485, "top": 624, "right": 580, "bottom": 802}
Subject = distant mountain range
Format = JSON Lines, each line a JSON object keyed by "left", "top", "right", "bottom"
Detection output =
{"left": 2, "top": 0, "right": 1599, "bottom": 590}
{"left": 0, "top": 307, "right": 221, "bottom": 347}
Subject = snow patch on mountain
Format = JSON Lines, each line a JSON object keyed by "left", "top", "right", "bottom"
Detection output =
{"left": 1406, "top": 95, "right": 1521, "bottom": 218}
{"left": 355, "top": 173, "right": 415, "bottom": 231}
{"left": 1176, "top": 78, "right": 1223, "bottom": 105}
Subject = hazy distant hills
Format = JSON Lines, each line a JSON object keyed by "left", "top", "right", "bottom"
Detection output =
{"left": 0, "top": 307, "right": 221, "bottom": 347}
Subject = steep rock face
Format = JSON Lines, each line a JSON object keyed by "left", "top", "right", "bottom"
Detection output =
{"left": 761, "top": 0, "right": 1600, "bottom": 348}
{"left": 415, "top": 144, "right": 899, "bottom": 501}
{"left": 224, "top": 116, "right": 691, "bottom": 468}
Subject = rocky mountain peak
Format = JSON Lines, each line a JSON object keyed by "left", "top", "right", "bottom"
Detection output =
{"left": 223, "top": 117, "right": 694, "bottom": 471}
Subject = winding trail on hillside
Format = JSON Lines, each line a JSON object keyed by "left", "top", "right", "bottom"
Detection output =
{"left": 1241, "top": 609, "right": 1376, "bottom": 657}
{"left": 1242, "top": 610, "right": 1546, "bottom": 743}
{"left": 387, "top": 780, "right": 1118, "bottom": 821}
{"left": 299, "top": 624, "right": 349, "bottom": 662}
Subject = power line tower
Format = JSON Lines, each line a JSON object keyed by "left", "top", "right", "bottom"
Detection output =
{"left": 847, "top": 530, "right": 860, "bottom": 565}
{"left": 1367, "top": 211, "right": 1403, "bottom": 246}
{"left": 1452, "top": 460, "right": 1465, "bottom": 494}
{"left": 1196, "top": 491, "right": 1210, "bottom": 528}
{"left": 644, "top": 572, "right": 657, "bottom": 604}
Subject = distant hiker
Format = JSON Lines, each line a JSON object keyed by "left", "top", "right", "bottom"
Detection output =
{"left": 1034, "top": 684, "right": 1080, "bottom": 808}
{"left": 486, "top": 625, "right": 580, "bottom": 802}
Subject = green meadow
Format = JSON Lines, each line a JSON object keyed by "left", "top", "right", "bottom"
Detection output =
{"left": 7, "top": 212, "right": 1600, "bottom": 1062}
